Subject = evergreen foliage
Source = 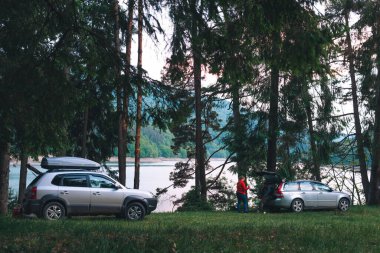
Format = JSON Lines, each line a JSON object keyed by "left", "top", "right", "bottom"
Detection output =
{"left": 2, "top": 0, "right": 380, "bottom": 212}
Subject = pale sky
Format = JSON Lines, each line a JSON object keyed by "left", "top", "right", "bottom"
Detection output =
{"left": 128, "top": 6, "right": 218, "bottom": 85}
{"left": 128, "top": 7, "right": 171, "bottom": 81}
{"left": 127, "top": 3, "right": 364, "bottom": 130}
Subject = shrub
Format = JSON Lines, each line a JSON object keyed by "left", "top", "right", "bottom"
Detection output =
{"left": 7, "top": 188, "right": 18, "bottom": 214}
{"left": 175, "top": 188, "right": 214, "bottom": 212}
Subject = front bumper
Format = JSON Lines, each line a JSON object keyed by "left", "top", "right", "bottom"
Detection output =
{"left": 145, "top": 198, "right": 158, "bottom": 214}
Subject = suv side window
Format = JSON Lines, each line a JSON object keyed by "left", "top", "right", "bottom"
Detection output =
{"left": 51, "top": 175, "right": 62, "bottom": 186}
{"left": 300, "top": 182, "right": 314, "bottom": 191}
{"left": 62, "top": 175, "right": 88, "bottom": 187}
{"left": 90, "top": 175, "right": 116, "bottom": 188}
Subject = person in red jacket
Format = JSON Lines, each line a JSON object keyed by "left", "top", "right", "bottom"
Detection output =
{"left": 236, "top": 176, "right": 250, "bottom": 213}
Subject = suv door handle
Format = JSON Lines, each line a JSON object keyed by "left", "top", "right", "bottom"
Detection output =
{"left": 92, "top": 192, "right": 101, "bottom": 196}
{"left": 301, "top": 192, "right": 306, "bottom": 194}
{"left": 60, "top": 191, "right": 69, "bottom": 195}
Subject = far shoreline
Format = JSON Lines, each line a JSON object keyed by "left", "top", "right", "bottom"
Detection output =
{"left": 10, "top": 156, "right": 228, "bottom": 165}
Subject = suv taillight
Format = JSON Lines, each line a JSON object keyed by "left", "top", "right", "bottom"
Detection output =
{"left": 31, "top": 186, "right": 37, "bottom": 200}
{"left": 275, "top": 182, "right": 284, "bottom": 198}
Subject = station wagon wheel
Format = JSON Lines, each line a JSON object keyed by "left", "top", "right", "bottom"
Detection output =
{"left": 126, "top": 202, "right": 146, "bottom": 221}
{"left": 291, "top": 199, "right": 304, "bottom": 213}
{"left": 338, "top": 198, "right": 350, "bottom": 212}
{"left": 43, "top": 202, "right": 66, "bottom": 220}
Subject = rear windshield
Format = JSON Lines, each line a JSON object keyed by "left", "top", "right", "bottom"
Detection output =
{"left": 27, "top": 174, "right": 44, "bottom": 187}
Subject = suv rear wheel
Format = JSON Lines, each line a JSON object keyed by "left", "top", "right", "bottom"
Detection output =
{"left": 290, "top": 199, "right": 304, "bottom": 213}
{"left": 43, "top": 202, "right": 66, "bottom": 220}
{"left": 126, "top": 202, "right": 146, "bottom": 221}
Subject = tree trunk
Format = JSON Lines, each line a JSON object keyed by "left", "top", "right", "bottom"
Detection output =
{"left": 191, "top": 0, "right": 206, "bottom": 201}
{"left": 232, "top": 83, "right": 244, "bottom": 178}
{"left": 134, "top": 0, "right": 143, "bottom": 189}
{"left": 283, "top": 99, "right": 292, "bottom": 175}
{"left": 221, "top": 6, "right": 245, "bottom": 179}
{"left": 305, "top": 98, "right": 321, "bottom": 181}
{"left": 18, "top": 151, "right": 28, "bottom": 204}
{"left": 344, "top": 11, "right": 370, "bottom": 201}
{"left": 194, "top": 51, "right": 206, "bottom": 200}
{"left": 267, "top": 31, "right": 280, "bottom": 172}
{"left": 0, "top": 142, "right": 10, "bottom": 215}
{"left": 114, "top": 0, "right": 126, "bottom": 185}
{"left": 368, "top": 67, "right": 380, "bottom": 205}
{"left": 81, "top": 106, "right": 88, "bottom": 158}
{"left": 368, "top": 12, "right": 380, "bottom": 205}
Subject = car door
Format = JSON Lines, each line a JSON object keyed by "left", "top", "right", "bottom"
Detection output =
{"left": 313, "top": 182, "right": 338, "bottom": 207}
{"left": 299, "top": 182, "right": 318, "bottom": 207}
{"left": 59, "top": 174, "right": 91, "bottom": 214}
{"left": 89, "top": 174, "right": 125, "bottom": 214}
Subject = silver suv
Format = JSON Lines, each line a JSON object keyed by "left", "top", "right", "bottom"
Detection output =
{"left": 22, "top": 157, "right": 157, "bottom": 220}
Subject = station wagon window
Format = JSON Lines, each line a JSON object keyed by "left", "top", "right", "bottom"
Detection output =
{"left": 299, "top": 182, "right": 314, "bottom": 191}
{"left": 314, "top": 183, "right": 331, "bottom": 192}
{"left": 62, "top": 175, "right": 88, "bottom": 187}
{"left": 283, "top": 182, "right": 299, "bottom": 191}
{"left": 90, "top": 175, "right": 115, "bottom": 188}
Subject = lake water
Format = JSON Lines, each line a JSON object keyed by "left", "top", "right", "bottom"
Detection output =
{"left": 8, "top": 159, "right": 236, "bottom": 212}
{"left": 9, "top": 160, "right": 365, "bottom": 211}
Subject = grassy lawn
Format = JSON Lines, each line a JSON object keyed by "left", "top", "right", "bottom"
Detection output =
{"left": 1, "top": 206, "right": 380, "bottom": 253}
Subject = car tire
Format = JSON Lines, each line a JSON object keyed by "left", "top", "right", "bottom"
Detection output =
{"left": 290, "top": 199, "right": 304, "bottom": 213}
{"left": 43, "top": 202, "right": 66, "bottom": 220}
{"left": 125, "top": 202, "right": 146, "bottom": 221}
{"left": 338, "top": 198, "right": 350, "bottom": 212}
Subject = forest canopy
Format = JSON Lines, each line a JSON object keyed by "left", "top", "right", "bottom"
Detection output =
{"left": 1, "top": 0, "right": 380, "bottom": 214}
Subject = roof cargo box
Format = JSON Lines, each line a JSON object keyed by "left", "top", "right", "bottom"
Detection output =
{"left": 41, "top": 157, "right": 100, "bottom": 170}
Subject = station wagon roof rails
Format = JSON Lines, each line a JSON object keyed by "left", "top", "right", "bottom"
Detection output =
{"left": 46, "top": 168, "right": 93, "bottom": 172}
{"left": 41, "top": 157, "right": 101, "bottom": 170}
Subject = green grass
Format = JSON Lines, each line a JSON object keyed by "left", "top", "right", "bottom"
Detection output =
{"left": 1, "top": 206, "right": 380, "bottom": 253}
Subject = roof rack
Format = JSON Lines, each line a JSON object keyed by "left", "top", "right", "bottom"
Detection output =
{"left": 41, "top": 157, "right": 101, "bottom": 170}
{"left": 46, "top": 168, "right": 99, "bottom": 173}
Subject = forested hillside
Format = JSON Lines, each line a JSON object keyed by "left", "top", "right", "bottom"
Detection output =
{"left": 126, "top": 126, "right": 228, "bottom": 158}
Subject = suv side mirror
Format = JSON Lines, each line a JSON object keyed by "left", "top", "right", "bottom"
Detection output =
{"left": 114, "top": 184, "right": 122, "bottom": 189}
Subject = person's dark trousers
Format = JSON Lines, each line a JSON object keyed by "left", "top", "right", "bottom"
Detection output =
{"left": 236, "top": 193, "right": 248, "bottom": 213}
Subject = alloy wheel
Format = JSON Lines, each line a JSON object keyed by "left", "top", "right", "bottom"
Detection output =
{"left": 127, "top": 204, "right": 144, "bottom": 220}
{"left": 44, "top": 203, "right": 64, "bottom": 220}
{"left": 291, "top": 199, "right": 304, "bottom": 213}
{"left": 338, "top": 198, "right": 349, "bottom": 212}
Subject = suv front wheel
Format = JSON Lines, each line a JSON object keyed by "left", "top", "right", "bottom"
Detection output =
{"left": 43, "top": 202, "right": 66, "bottom": 220}
{"left": 338, "top": 198, "right": 350, "bottom": 212}
{"left": 125, "top": 202, "right": 146, "bottom": 221}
